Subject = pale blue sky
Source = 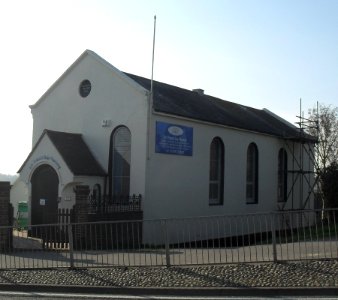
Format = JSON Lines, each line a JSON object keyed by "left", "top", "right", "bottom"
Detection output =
{"left": 1, "top": 0, "right": 337, "bottom": 174}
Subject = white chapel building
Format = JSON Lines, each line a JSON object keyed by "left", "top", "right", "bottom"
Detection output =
{"left": 17, "top": 50, "right": 316, "bottom": 227}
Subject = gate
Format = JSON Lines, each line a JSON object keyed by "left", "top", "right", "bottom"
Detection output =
{"left": 28, "top": 208, "right": 74, "bottom": 249}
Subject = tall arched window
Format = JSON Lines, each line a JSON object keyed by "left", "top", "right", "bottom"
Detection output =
{"left": 92, "top": 184, "right": 101, "bottom": 205}
{"left": 209, "top": 137, "right": 224, "bottom": 205}
{"left": 246, "top": 143, "right": 258, "bottom": 204}
{"left": 278, "top": 148, "right": 288, "bottom": 202}
{"left": 109, "top": 126, "right": 131, "bottom": 198}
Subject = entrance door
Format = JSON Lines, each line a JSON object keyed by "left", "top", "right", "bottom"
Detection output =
{"left": 31, "top": 164, "right": 59, "bottom": 225}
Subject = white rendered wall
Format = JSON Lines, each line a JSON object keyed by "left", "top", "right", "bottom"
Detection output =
{"left": 142, "top": 114, "right": 315, "bottom": 243}
{"left": 30, "top": 53, "right": 149, "bottom": 199}
{"left": 144, "top": 115, "right": 314, "bottom": 221}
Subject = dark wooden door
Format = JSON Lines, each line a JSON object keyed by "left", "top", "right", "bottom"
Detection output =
{"left": 31, "top": 164, "right": 59, "bottom": 225}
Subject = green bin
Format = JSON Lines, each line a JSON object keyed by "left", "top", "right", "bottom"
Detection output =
{"left": 17, "top": 202, "right": 28, "bottom": 229}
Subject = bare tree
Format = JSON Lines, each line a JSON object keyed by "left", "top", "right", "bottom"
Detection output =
{"left": 307, "top": 103, "right": 338, "bottom": 208}
{"left": 307, "top": 103, "right": 338, "bottom": 174}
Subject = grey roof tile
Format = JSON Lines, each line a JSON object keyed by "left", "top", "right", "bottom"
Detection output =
{"left": 125, "top": 73, "right": 316, "bottom": 142}
{"left": 46, "top": 130, "right": 106, "bottom": 176}
{"left": 18, "top": 130, "right": 106, "bottom": 176}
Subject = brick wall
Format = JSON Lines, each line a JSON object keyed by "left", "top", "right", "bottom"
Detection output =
{"left": 73, "top": 185, "right": 90, "bottom": 249}
{"left": 74, "top": 185, "right": 90, "bottom": 224}
{"left": 0, "top": 182, "right": 12, "bottom": 251}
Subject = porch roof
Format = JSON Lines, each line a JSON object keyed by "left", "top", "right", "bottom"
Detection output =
{"left": 18, "top": 130, "right": 106, "bottom": 176}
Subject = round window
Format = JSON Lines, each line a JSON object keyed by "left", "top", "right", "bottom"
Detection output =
{"left": 79, "top": 80, "right": 91, "bottom": 97}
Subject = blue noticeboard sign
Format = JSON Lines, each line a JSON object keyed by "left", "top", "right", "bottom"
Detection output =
{"left": 155, "top": 121, "right": 193, "bottom": 156}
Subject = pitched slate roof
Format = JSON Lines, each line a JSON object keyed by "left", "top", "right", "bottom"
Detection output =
{"left": 19, "top": 130, "right": 106, "bottom": 176}
{"left": 125, "top": 73, "right": 316, "bottom": 142}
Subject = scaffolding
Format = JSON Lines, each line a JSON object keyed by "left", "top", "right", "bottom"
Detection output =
{"left": 278, "top": 100, "right": 319, "bottom": 211}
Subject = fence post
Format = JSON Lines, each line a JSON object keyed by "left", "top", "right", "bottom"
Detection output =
{"left": 161, "top": 220, "right": 170, "bottom": 267}
{"left": 68, "top": 223, "right": 74, "bottom": 268}
{"left": 74, "top": 185, "right": 90, "bottom": 249}
{"left": 271, "top": 214, "right": 278, "bottom": 263}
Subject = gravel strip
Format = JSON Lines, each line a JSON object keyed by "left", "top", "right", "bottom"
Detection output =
{"left": 0, "top": 260, "right": 337, "bottom": 288}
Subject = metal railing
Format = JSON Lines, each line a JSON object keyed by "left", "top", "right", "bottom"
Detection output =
{"left": 89, "top": 194, "right": 142, "bottom": 213}
{"left": 0, "top": 209, "right": 337, "bottom": 269}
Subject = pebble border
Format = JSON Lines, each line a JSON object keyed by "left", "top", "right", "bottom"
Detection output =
{"left": 0, "top": 260, "right": 337, "bottom": 288}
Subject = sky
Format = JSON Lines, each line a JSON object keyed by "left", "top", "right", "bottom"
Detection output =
{"left": 0, "top": 0, "right": 338, "bottom": 175}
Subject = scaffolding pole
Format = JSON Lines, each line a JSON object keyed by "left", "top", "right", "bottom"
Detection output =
{"left": 281, "top": 99, "right": 319, "bottom": 210}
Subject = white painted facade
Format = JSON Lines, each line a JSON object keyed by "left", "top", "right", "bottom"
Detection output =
{"left": 18, "top": 51, "right": 149, "bottom": 218}
{"left": 145, "top": 114, "right": 313, "bottom": 221}
{"left": 30, "top": 52, "right": 149, "bottom": 198}
{"left": 16, "top": 50, "right": 315, "bottom": 229}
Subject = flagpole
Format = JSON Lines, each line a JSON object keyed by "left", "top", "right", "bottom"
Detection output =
{"left": 147, "top": 15, "right": 156, "bottom": 161}
{"left": 150, "top": 15, "right": 156, "bottom": 101}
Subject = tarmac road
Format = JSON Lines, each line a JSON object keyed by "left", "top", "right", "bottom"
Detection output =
{"left": 0, "top": 292, "right": 338, "bottom": 300}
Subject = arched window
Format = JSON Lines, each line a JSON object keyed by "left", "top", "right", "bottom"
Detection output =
{"left": 278, "top": 148, "right": 288, "bottom": 202}
{"left": 109, "top": 126, "right": 131, "bottom": 198}
{"left": 92, "top": 184, "right": 101, "bottom": 205}
{"left": 246, "top": 143, "right": 258, "bottom": 204}
{"left": 209, "top": 137, "right": 224, "bottom": 205}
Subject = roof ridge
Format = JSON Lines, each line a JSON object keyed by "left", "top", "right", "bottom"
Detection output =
{"left": 125, "top": 71, "right": 315, "bottom": 141}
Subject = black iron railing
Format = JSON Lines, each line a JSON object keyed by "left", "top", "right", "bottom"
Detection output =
{"left": 89, "top": 194, "right": 142, "bottom": 213}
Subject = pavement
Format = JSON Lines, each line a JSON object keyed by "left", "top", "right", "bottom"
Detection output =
{"left": 0, "top": 260, "right": 337, "bottom": 297}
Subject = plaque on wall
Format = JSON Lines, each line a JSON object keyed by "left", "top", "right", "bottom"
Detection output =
{"left": 155, "top": 121, "right": 193, "bottom": 156}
